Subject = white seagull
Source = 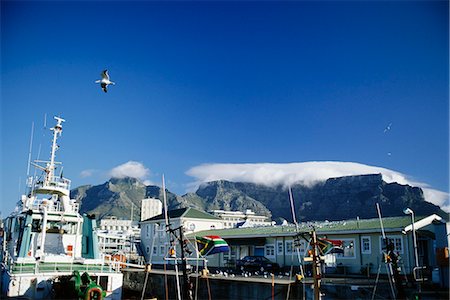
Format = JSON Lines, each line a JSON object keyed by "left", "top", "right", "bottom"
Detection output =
{"left": 383, "top": 122, "right": 392, "bottom": 133}
{"left": 95, "top": 70, "right": 115, "bottom": 93}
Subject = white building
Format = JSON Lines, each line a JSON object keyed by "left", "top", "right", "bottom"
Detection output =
{"left": 140, "top": 207, "right": 224, "bottom": 264}
{"left": 210, "top": 209, "right": 272, "bottom": 228}
{"left": 141, "top": 197, "right": 163, "bottom": 221}
{"left": 97, "top": 216, "right": 141, "bottom": 260}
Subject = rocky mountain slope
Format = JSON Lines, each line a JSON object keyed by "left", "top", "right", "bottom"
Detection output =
{"left": 71, "top": 174, "right": 447, "bottom": 221}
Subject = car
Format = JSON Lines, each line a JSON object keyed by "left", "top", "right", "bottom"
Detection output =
{"left": 236, "top": 256, "right": 280, "bottom": 272}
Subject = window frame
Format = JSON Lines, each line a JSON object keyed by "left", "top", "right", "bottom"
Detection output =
{"left": 277, "top": 241, "right": 284, "bottom": 255}
{"left": 379, "top": 235, "right": 404, "bottom": 254}
{"left": 265, "top": 244, "right": 275, "bottom": 258}
{"left": 361, "top": 236, "right": 371, "bottom": 254}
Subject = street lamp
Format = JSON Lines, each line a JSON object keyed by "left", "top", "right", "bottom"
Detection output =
{"left": 403, "top": 207, "right": 421, "bottom": 294}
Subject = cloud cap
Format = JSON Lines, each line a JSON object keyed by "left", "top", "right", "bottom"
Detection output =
{"left": 186, "top": 161, "right": 449, "bottom": 212}
{"left": 109, "top": 161, "right": 150, "bottom": 180}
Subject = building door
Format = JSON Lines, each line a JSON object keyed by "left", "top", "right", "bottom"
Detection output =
{"left": 418, "top": 239, "right": 429, "bottom": 266}
{"left": 254, "top": 246, "right": 264, "bottom": 256}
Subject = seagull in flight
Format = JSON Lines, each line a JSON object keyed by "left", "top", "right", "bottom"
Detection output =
{"left": 383, "top": 122, "right": 392, "bottom": 133}
{"left": 95, "top": 70, "right": 115, "bottom": 93}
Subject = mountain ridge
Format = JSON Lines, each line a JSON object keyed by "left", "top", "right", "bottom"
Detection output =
{"left": 70, "top": 174, "right": 447, "bottom": 221}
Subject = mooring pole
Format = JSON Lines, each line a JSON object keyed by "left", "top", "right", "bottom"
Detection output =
{"left": 311, "top": 228, "right": 321, "bottom": 300}
{"left": 178, "top": 227, "right": 191, "bottom": 300}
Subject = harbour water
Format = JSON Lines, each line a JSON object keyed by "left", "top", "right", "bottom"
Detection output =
{"left": 121, "top": 268, "right": 404, "bottom": 300}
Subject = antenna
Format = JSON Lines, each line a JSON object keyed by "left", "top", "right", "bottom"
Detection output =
{"left": 26, "top": 122, "right": 35, "bottom": 177}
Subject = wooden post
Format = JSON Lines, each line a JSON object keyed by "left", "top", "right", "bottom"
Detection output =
{"left": 311, "top": 229, "right": 321, "bottom": 300}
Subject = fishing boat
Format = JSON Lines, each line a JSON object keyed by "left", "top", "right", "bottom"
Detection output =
{"left": 0, "top": 116, "right": 123, "bottom": 299}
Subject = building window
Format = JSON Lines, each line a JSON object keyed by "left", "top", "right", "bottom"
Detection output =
{"left": 224, "top": 246, "right": 236, "bottom": 260}
{"left": 380, "top": 236, "right": 403, "bottom": 254}
{"left": 265, "top": 244, "right": 275, "bottom": 257}
{"left": 160, "top": 245, "right": 165, "bottom": 256}
{"left": 277, "top": 241, "right": 284, "bottom": 255}
{"left": 146, "top": 246, "right": 150, "bottom": 254}
{"left": 158, "top": 223, "right": 164, "bottom": 238}
{"left": 152, "top": 246, "right": 157, "bottom": 255}
{"left": 146, "top": 224, "right": 150, "bottom": 237}
{"left": 361, "top": 236, "right": 371, "bottom": 254}
{"left": 299, "top": 240, "right": 308, "bottom": 254}
{"left": 285, "top": 241, "right": 293, "bottom": 254}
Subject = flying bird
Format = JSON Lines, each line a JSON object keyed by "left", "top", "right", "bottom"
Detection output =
{"left": 95, "top": 70, "right": 115, "bottom": 93}
{"left": 383, "top": 123, "right": 392, "bottom": 133}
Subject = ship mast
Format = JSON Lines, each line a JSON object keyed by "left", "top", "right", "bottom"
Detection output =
{"left": 46, "top": 116, "right": 65, "bottom": 184}
{"left": 25, "top": 116, "right": 72, "bottom": 212}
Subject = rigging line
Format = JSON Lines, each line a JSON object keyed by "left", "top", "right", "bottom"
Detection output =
{"left": 164, "top": 259, "right": 169, "bottom": 300}
{"left": 375, "top": 203, "right": 396, "bottom": 299}
{"left": 285, "top": 244, "right": 295, "bottom": 300}
{"left": 30, "top": 143, "right": 42, "bottom": 197}
{"left": 286, "top": 186, "right": 306, "bottom": 300}
{"left": 26, "top": 122, "right": 35, "bottom": 177}
{"left": 142, "top": 224, "right": 159, "bottom": 300}
{"left": 141, "top": 268, "right": 150, "bottom": 300}
{"left": 193, "top": 238, "right": 200, "bottom": 300}
{"left": 205, "top": 269, "right": 212, "bottom": 300}
{"left": 162, "top": 175, "right": 182, "bottom": 300}
{"left": 184, "top": 234, "right": 211, "bottom": 300}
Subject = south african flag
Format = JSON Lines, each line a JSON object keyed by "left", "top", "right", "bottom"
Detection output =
{"left": 196, "top": 235, "right": 230, "bottom": 256}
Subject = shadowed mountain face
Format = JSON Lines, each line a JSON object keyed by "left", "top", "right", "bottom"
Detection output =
{"left": 71, "top": 174, "right": 447, "bottom": 221}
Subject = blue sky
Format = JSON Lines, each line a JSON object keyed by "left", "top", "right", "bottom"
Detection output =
{"left": 1, "top": 1, "right": 449, "bottom": 215}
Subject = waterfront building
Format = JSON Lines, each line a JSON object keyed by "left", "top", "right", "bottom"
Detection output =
{"left": 210, "top": 209, "right": 272, "bottom": 228}
{"left": 139, "top": 207, "right": 224, "bottom": 264}
{"left": 141, "top": 198, "right": 163, "bottom": 221}
{"left": 97, "top": 216, "right": 140, "bottom": 261}
{"left": 192, "top": 214, "right": 448, "bottom": 286}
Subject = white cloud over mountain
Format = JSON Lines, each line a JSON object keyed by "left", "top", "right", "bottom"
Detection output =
{"left": 186, "top": 161, "right": 449, "bottom": 212}
{"left": 109, "top": 161, "right": 150, "bottom": 180}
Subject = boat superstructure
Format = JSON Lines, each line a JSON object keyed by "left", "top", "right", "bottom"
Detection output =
{"left": 0, "top": 116, "right": 123, "bottom": 299}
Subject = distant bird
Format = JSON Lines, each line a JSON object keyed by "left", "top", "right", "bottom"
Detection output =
{"left": 384, "top": 122, "right": 392, "bottom": 133}
{"left": 95, "top": 70, "right": 115, "bottom": 93}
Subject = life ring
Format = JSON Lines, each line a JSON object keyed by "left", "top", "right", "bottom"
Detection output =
{"left": 84, "top": 286, "right": 103, "bottom": 300}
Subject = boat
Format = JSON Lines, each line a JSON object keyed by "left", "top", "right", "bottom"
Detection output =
{"left": 0, "top": 116, "right": 123, "bottom": 299}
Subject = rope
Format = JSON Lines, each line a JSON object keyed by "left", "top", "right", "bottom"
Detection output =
{"left": 141, "top": 267, "right": 150, "bottom": 300}
{"left": 386, "top": 263, "right": 396, "bottom": 299}
{"left": 205, "top": 271, "right": 212, "bottom": 300}
{"left": 164, "top": 259, "right": 169, "bottom": 300}
{"left": 371, "top": 263, "right": 381, "bottom": 300}
{"left": 285, "top": 244, "right": 296, "bottom": 300}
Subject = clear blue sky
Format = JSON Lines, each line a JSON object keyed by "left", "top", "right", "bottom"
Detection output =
{"left": 1, "top": 1, "right": 448, "bottom": 215}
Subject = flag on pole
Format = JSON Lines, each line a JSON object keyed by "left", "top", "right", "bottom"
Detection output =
{"left": 317, "top": 238, "right": 343, "bottom": 255}
{"left": 196, "top": 235, "right": 230, "bottom": 256}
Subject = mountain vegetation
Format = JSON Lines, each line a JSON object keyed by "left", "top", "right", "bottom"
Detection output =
{"left": 70, "top": 174, "right": 447, "bottom": 221}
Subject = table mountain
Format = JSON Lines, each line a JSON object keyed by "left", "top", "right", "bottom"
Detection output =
{"left": 71, "top": 174, "right": 447, "bottom": 221}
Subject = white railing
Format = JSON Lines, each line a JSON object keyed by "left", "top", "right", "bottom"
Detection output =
{"left": 30, "top": 198, "right": 79, "bottom": 213}
{"left": 9, "top": 260, "right": 122, "bottom": 275}
{"left": 34, "top": 176, "right": 71, "bottom": 192}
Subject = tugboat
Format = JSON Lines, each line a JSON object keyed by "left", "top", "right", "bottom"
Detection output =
{"left": 0, "top": 116, "right": 123, "bottom": 299}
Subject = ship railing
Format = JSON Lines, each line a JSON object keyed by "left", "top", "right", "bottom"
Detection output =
{"left": 30, "top": 199, "right": 80, "bottom": 213}
{"left": 9, "top": 260, "right": 121, "bottom": 275}
{"left": 30, "top": 200, "right": 61, "bottom": 212}
{"left": 34, "top": 176, "right": 71, "bottom": 191}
